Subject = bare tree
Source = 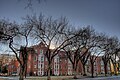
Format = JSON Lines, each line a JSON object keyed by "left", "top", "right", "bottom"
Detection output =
{"left": 110, "top": 37, "right": 120, "bottom": 75}
{"left": 77, "top": 26, "right": 97, "bottom": 76}
{"left": 101, "top": 36, "right": 116, "bottom": 76}
{"left": 63, "top": 32, "right": 82, "bottom": 79}
{"left": 3, "top": 0, "right": 43, "bottom": 8}
{"left": 0, "top": 19, "right": 34, "bottom": 80}
{"left": 63, "top": 26, "right": 102, "bottom": 78}
{"left": 88, "top": 33, "right": 106, "bottom": 78}
{"left": 25, "top": 15, "right": 78, "bottom": 80}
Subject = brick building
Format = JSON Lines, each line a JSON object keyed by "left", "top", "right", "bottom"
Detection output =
{"left": 20, "top": 42, "right": 111, "bottom": 76}
{"left": 86, "top": 56, "right": 111, "bottom": 76}
{"left": 24, "top": 42, "right": 74, "bottom": 76}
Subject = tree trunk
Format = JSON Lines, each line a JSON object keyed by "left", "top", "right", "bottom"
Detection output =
{"left": 91, "top": 63, "right": 94, "bottom": 78}
{"left": 114, "top": 54, "right": 117, "bottom": 75}
{"left": 73, "top": 67, "right": 77, "bottom": 79}
{"left": 19, "top": 66, "right": 24, "bottom": 80}
{"left": 113, "top": 63, "right": 117, "bottom": 75}
{"left": 25, "top": 63, "right": 27, "bottom": 78}
{"left": 104, "top": 64, "right": 107, "bottom": 76}
{"left": 47, "top": 63, "right": 51, "bottom": 80}
{"left": 19, "top": 73, "right": 24, "bottom": 80}
{"left": 83, "top": 64, "right": 87, "bottom": 76}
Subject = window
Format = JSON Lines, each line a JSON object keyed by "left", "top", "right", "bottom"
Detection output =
{"left": 54, "top": 58, "right": 57, "bottom": 62}
{"left": 41, "top": 64, "right": 43, "bottom": 68}
{"left": 34, "top": 65, "right": 36, "bottom": 68}
{"left": 57, "top": 58, "right": 59, "bottom": 62}
{"left": 57, "top": 65, "right": 58, "bottom": 69}
{"left": 35, "top": 49, "right": 37, "bottom": 53}
{"left": 39, "top": 64, "right": 41, "bottom": 67}
{"left": 40, "top": 50, "right": 43, "bottom": 54}
{"left": 41, "top": 56, "right": 44, "bottom": 62}
{"left": 34, "top": 56, "right": 37, "bottom": 61}
{"left": 101, "top": 61, "right": 104, "bottom": 65}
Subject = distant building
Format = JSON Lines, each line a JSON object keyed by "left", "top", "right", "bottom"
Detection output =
{"left": 0, "top": 54, "right": 17, "bottom": 74}
{"left": 0, "top": 54, "right": 16, "bottom": 66}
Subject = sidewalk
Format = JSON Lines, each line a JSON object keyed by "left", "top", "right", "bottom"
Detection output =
{"left": 0, "top": 75, "right": 120, "bottom": 80}
{"left": 25, "top": 76, "right": 73, "bottom": 80}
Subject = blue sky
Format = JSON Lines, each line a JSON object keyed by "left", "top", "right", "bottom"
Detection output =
{"left": 0, "top": 0, "right": 120, "bottom": 39}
